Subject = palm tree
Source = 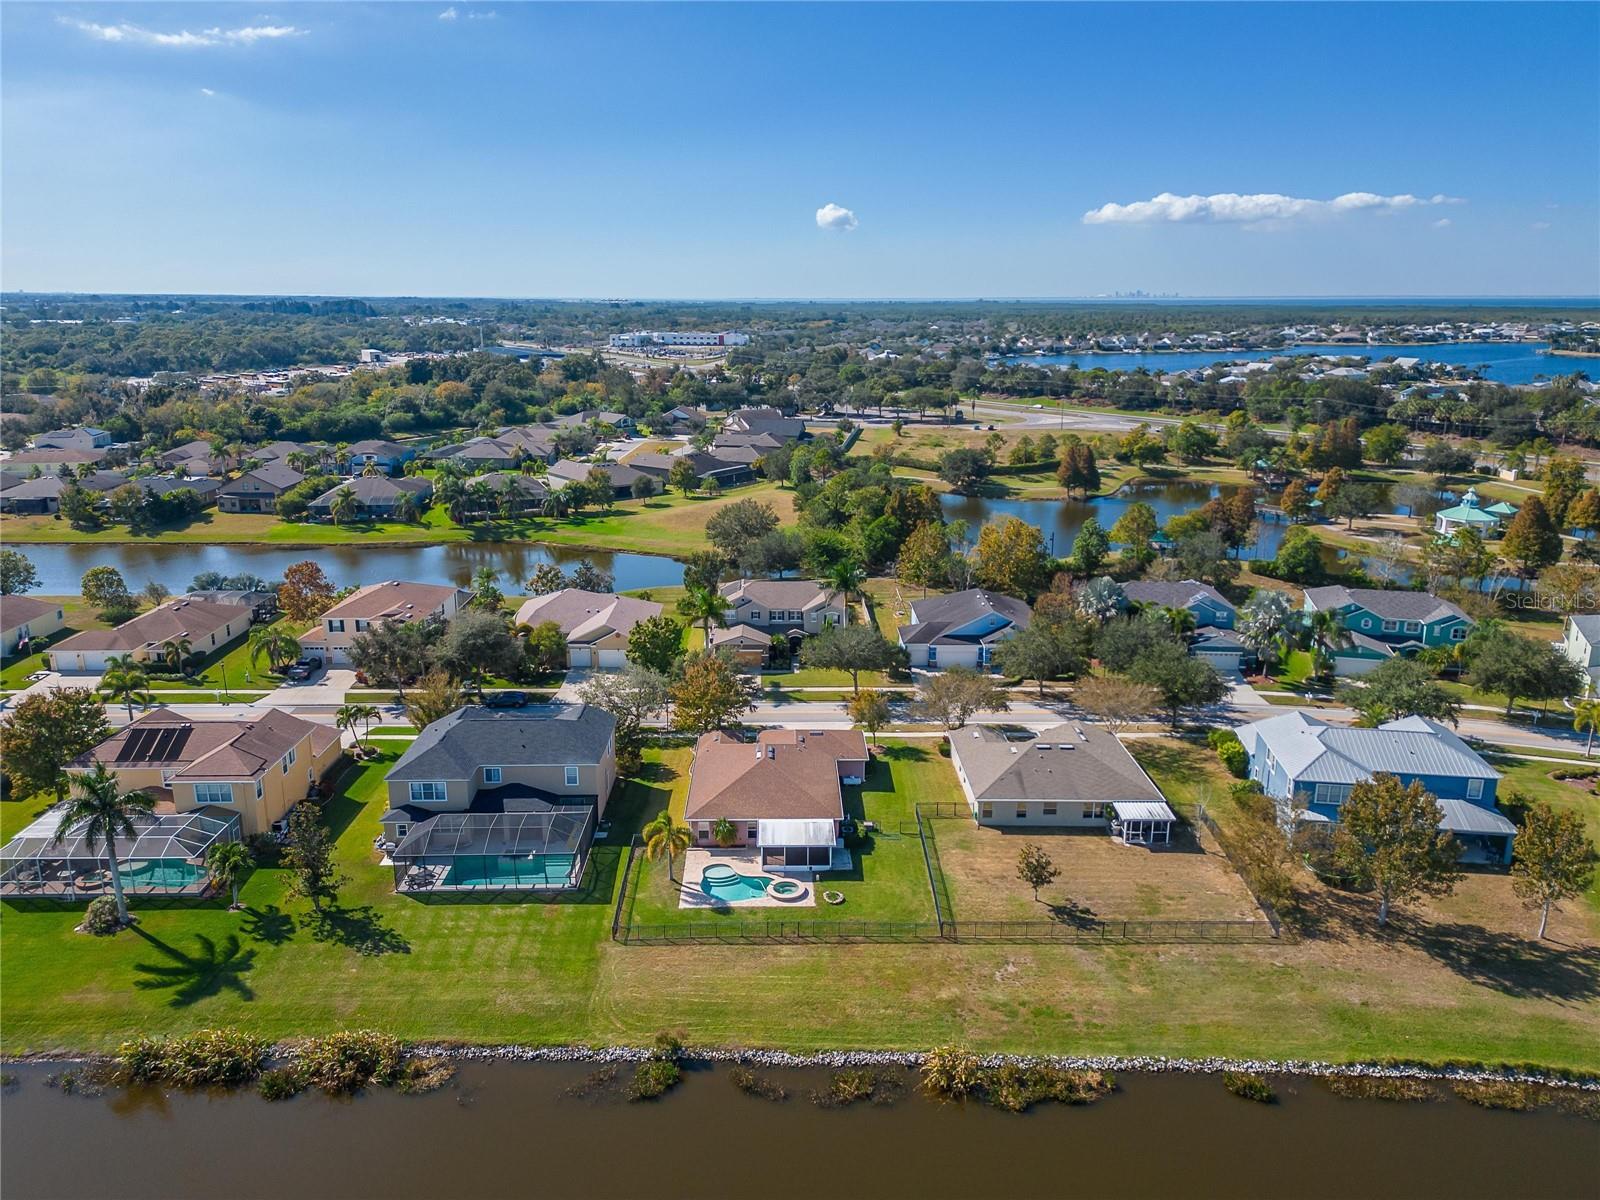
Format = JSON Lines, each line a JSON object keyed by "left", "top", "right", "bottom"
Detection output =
{"left": 827, "top": 559, "right": 867, "bottom": 618}
{"left": 99, "top": 654, "right": 153, "bottom": 721}
{"left": 329, "top": 486, "right": 360, "bottom": 526}
{"left": 336, "top": 703, "right": 381, "bottom": 754}
{"left": 392, "top": 491, "right": 420, "bottom": 524}
{"left": 540, "top": 490, "right": 570, "bottom": 520}
{"left": 1161, "top": 606, "right": 1197, "bottom": 639}
{"left": 285, "top": 451, "right": 315, "bottom": 475}
{"left": 712, "top": 818, "right": 736, "bottom": 847}
{"left": 159, "top": 636, "right": 193, "bottom": 675}
{"left": 248, "top": 624, "right": 300, "bottom": 674}
{"left": 207, "top": 840, "right": 253, "bottom": 909}
{"left": 1573, "top": 699, "right": 1600, "bottom": 758}
{"left": 642, "top": 811, "right": 693, "bottom": 884}
{"left": 52, "top": 764, "right": 154, "bottom": 924}
{"left": 361, "top": 461, "right": 384, "bottom": 478}
{"left": 676, "top": 587, "right": 729, "bottom": 642}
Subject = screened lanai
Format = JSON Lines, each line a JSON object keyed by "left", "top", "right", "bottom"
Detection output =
{"left": 0, "top": 805, "right": 242, "bottom": 900}
{"left": 391, "top": 806, "right": 596, "bottom": 893}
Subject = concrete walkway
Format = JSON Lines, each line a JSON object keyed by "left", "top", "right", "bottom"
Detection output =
{"left": 254, "top": 669, "right": 359, "bottom": 708}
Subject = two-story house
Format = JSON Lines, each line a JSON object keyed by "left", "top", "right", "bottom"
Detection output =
{"left": 342, "top": 439, "right": 417, "bottom": 475}
{"left": 512, "top": 589, "right": 663, "bottom": 670}
{"left": 306, "top": 475, "right": 433, "bottom": 521}
{"left": 1561, "top": 614, "right": 1600, "bottom": 693}
{"left": 717, "top": 579, "right": 846, "bottom": 639}
{"left": 217, "top": 462, "right": 305, "bottom": 513}
{"left": 1235, "top": 711, "right": 1511, "bottom": 863}
{"left": 1302, "top": 585, "right": 1473, "bottom": 676}
{"left": 299, "top": 580, "right": 469, "bottom": 666}
{"left": 380, "top": 705, "right": 617, "bottom": 893}
{"left": 897, "top": 588, "right": 1031, "bottom": 670}
{"left": 1122, "top": 579, "right": 1247, "bottom": 671}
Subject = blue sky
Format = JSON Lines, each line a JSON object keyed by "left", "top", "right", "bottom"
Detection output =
{"left": 3, "top": 2, "right": 1597, "bottom": 298}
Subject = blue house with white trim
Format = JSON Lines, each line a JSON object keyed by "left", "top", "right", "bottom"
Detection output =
{"left": 1302, "top": 585, "right": 1474, "bottom": 676}
{"left": 1235, "top": 712, "right": 1512, "bottom": 864}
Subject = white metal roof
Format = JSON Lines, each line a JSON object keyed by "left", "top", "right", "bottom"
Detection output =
{"left": 1435, "top": 798, "right": 1517, "bottom": 837}
{"left": 757, "top": 819, "right": 835, "bottom": 847}
{"left": 1110, "top": 800, "right": 1177, "bottom": 823}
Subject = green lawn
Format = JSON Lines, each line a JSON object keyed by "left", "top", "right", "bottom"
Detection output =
{"left": 0, "top": 597, "right": 110, "bottom": 689}
{"left": 3, "top": 739, "right": 1597, "bottom": 1070}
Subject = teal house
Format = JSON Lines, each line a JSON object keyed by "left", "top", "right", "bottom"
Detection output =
{"left": 1302, "top": 585, "right": 1473, "bottom": 677}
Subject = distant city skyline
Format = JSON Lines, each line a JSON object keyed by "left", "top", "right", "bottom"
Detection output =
{"left": 3, "top": 3, "right": 1596, "bottom": 298}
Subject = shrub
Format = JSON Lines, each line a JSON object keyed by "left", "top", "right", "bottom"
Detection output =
{"left": 257, "top": 1067, "right": 306, "bottom": 1101}
{"left": 114, "top": 1029, "right": 270, "bottom": 1088}
{"left": 728, "top": 1066, "right": 787, "bottom": 1102}
{"left": 394, "top": 1056, "right": 456, "bottom": 1095}
{"left": 1222, "top": 1071, "right": 1276, "bottom": 1103}
{"left": 1451, "top": 1080, "right": 1542, "bottom": 1111}
{"left": 81, "top": 895, "right": 123, "bottom": 936}
{"left": 650, "top": 1031, "right": 684, "bottom": 1061}
{"left": 1208, "top": 729, "right": 1249, "bottom": 779}
{"left": 294, "top": 1030, "right": 406, "bottom": 1095}
{"left": 921, "top": 1045, "right": 984, "bottom": 1101}
{"left": 1323, "top": 1075, "right": 1435, "bottom": 1103}
{"left": 982, "top": 1064, "right": 1115, "bottom": 1112}
{"left": 628, "top": 1059, "right": 681, "bottom": 1101}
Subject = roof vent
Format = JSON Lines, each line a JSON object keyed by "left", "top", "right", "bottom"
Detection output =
{"left": 1009, "top": 746, "right": 1018, "bottom": 754}
{"left": 766, "top": 745, "right": 776, "bottom": 760}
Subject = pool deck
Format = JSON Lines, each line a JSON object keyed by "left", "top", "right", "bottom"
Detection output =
{"left": 678, "top": 848, "right": 816, "bottom": 910}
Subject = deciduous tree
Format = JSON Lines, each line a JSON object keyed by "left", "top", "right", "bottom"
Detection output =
{"left": 627, "top": 614, "right": 686, "bottom": 675}
{"left": 974, "top": 515, "right": 1050, "bottom": 599}
{"left": 1070, "top": 673, "right": 1160, "bottom": 732}
{"left": 1016, "top": 843, "right": 1060, "bottom": 901}
{"left": 800, "top": 623, "right": 898, "bottom": 694}
{"left": 913, "top": 666, "right": 1009, "bottom": 729}
{"left": 277, "top": 561, "right": 336, "bottom": 622}
{"left": 0, "top": 688, "right": 110, "bottom": 803}
{"left": 1511, "top": 803, "right": 1597, "bottom": 940}
{"left": 0, "top": 549, "right": 39, "bottom": 595}
{"left": 670, "top": 651, "right": 755, "bottom": 733}
{"left": 1337, "top": 656, "right": 1461, "bottom": 726}
{"left": 1333, "top": 774, "right": 1462, "bottom": 927}
{"left": 283, "top": 802, "right": 348, "bottom": 912}
{"left": 846, "top": 688, "right": 892, "bottom": 744}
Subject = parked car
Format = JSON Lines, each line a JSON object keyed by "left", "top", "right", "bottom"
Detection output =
{"left": 285, "top": 655, "right": 324, "bottom": 681}
{"left": 480, "top": 690, "right": 529, "bottom": 709}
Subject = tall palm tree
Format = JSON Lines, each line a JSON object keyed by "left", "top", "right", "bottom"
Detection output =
{"left": 336, "top": 703, "right": 381, "bottom": 754}
{"left": 1573, "top": 699, "right": 1600, "bottom": 758}
{"left": 1161, "top": 606, "right": 1197, "bottom": 639}
{"left": 676, "top": 587, "right": 729, "bottom": 642}
{"left": 540, "top": 490, "right": 570, "bottom": 520}
{"left": 392, "top": 491, "right": 420, "bottom": 524}
{"left": 329, "top": 486, "right": 360, "bottom": 526}
{"left": 248, "top": 624, "right": 300, "bottom": 674}
{"left": 285, "top": 451, "right": 315, "bottom": 475}
{"left": 827, "top": 559, "right": 866, "bottom": 618}
{"left": 207, "top": 840, "right": 253, "bottom": 909}
{"left": 52, "top": 764, "right": 154, "bottom": 924}
{"left": 361, "top": 461, "right": 384, "bottom": 478}
{"left": 159, "top": 636, "right": 193, "bottom": 675}
{"left": 99, "top": 654, "right": 153, "bottom": 721}
{"left": 642, "top": 812, "right": 693, "bottom": 885}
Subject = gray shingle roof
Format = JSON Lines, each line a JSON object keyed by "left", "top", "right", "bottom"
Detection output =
{"left": 949, "top": 724, "right": 1166, "bottom": 804}
{"left": 1568, "top": 614, "right": 1600, "bottom": 642}
{"left": 386, "top": 705, "right": 615, "bottom": 782}
{"left": 901, "top": 588, "right": 1031, "bottom": 645}
{"left": 1122, "top": 580, "right": 1236, "bottom": 615}
{"left": 1302, "top": 586, "right": 1469, "bottom": 625}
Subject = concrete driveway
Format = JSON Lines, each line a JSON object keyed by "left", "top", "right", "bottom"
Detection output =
{"left": 255, "top": 668, "right": 359, "bottom": 707}
{"left": 551, "top": 669, "right": 586, "bottom": 704}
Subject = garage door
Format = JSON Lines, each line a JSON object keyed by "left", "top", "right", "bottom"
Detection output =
{"left": 1195, "top": 650, "right": 1242, "bottom": 672}
{"left": 596, "top": 648, "right": 627, "bottom": 670}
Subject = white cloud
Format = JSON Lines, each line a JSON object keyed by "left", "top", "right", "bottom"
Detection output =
{"left": 1433, "top": 218, "right": 1452, "bottom": 229}
{"left": 59, "top": 17, "right": 305, "bottom": 48}
{"left": 438, "top": 7, "right": 458, "bottom": 19}
{"left": 816, "top": 203, "right": 858, "bottom": 232}
{"left": 1082, "top": 190, "right": 1464, "bottom": 226}
{"left": 200, "top": 87, "right": 216, "bottom": 97}
{"left": 1531, "top": 221, "right": 1552, "bottom": 231}
{"left": 467, "top": 9, "right": 498, "bottom": 18}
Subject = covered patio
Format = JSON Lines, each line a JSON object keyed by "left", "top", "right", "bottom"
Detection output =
{"left": 0, "top": 805, "right": 241, "bottom": 900}
{"left": 390, "top": 806, "right": 596, "bottom": 893}
{"left": 1109, "top": 800, "right": 1177, "bottom": 847}
{"left": 757, "top": 818, "right": 844, "bottom": 872}
{"left": 1436, "top": 798, "right": 1516, "bottom": 866}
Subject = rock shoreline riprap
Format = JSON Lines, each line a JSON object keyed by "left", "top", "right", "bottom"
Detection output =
{"left": 9, "top": 1044, "right": 1598, "bottom": 1091}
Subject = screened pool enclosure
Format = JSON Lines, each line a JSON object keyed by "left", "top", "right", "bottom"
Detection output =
{"left": 0, "top": 805, "right": 242, "bottom": 900}
{"left": 391, "top": 806, "right": 596, "bottom": 893}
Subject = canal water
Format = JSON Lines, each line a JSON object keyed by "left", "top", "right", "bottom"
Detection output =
{"left": 2, "top": 1061, "right": 1595, "bottom": 1200}
{"left": 1000, "top": 341, "right": 1571, "bottom": 385}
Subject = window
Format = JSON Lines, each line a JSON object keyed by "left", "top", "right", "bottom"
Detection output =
{"left": 1403, "top": 621, "right": 1421, "bottom": 634}
{"left": 395, "top": 823, "right": 410, "bottom": 840}
{"left": 1314, "top": 783, "right": 1350, "bottom": 807}
{"left": 355, "top": 619, "right": 370, "bottom": 632}
{"left": 980, "top": 804, "right": 993, "bottom": 819}
{"left": 1084, "top": 802, "right": 1106, "bottom": 819}
{"left": 1467, "top": 778, "right": 1484, "bottom": 799}
{"left": 328, "top": 619, "right": 345, "bottom": 633}
{"left": 193, "top": 782, "right": 233, "bottom": 806}
{"left": 254, "top": 779, "right": 264, "bottom": 800}
{"left": 746, "top": 824, "right": 758, "bottom": 840}
{"left": 1451, "top": 626, "right": 1467, "bottom": 640}
{"left": 564, "top": 766, "right": 580, "bottom": 787}
{"left": 280, "top": 747, "right": 297, "bottom": 774}
{"left": 484, "top": 767, "right": 502, "bottom": 784}
{"left": 1016, "top": 806, "right": 1028, "bottom": 819}
{"left": 409, "top": 782, "right": 448, "bottom": 804}
{"left": 748, "top": 610, "right": 762, "bottom": 621}
{"left": 1042, "top": 804, "right": 1057, "bottom": 817}
{"left": 1381, "top": 619, "right": 1398, "bottom": 633}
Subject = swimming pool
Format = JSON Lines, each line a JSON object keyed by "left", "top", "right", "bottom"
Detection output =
{"left": 699, "top": 864, "right": 775, "bottom": 902}
{"left": 442, "top": 854, "right": 579, "bottom": 889}
{"left": 117, "top": 860, "right": 206, "bottom": 891}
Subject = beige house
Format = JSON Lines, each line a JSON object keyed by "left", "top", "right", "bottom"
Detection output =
{"left": 717, "top": 579, "right": 846, "bottom": 636}
{"left": 300, "top": 580, "right": 469, "bottom": 666}
{"left": 512, "top": 589, "right": 663, "bottom": 670}
{"left": 1, "top": 595, "right": 67, "bottom": 656}
{"left": 71, "top": 707, "right": 343, "bottom": 836}
{"left": 47, "top": 597, "right": 253, "bottom": 674}
{"left": 708, "top": 624, "right": 771, "bottom": 668}
{"left": 684, "top": 728, "right": 867, "bottom": 871}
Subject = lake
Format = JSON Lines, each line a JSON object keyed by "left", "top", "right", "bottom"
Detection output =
{"left": 17, "top": 541, "right": 685, "bottom": 597}
{"left": 2, "top": 1060, "right": 1594, "bottom": 1200}
{"left": 1001, "top": 341, "right": 1573, "bottom": 385}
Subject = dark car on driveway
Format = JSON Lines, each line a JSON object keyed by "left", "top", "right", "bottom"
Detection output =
{"left": 285, "top": 655, "right": 324, "bottom": 681}
{"left": 480, "top": 690, "right": 528, "bottom": 708}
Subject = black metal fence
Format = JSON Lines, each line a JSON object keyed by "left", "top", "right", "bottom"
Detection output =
{"left": 1194, "top": 803, "right": 1286, "bottom": 938}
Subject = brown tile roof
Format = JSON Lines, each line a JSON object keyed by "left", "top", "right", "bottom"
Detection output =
{"left": 318, "top": 580, "right": 463, "bottom": 622}
{"left": 684, "top": 728, "right": 867, "bottom": 822}
{"left": 51, "top": 598, "right": 250, "bottom": 653}
{"left": 0, "top": 595, "right": 63, "bottom": 631}
{"left": 78, "top": 707, "right": 335, "bottom": 780}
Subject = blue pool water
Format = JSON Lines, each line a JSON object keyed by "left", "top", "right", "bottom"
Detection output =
{"left": 117, "top": 860, "right": 205, "bottom": 891}
{"left": 699, "top": 869, "right": 774, "bottom": 902}
{"left": 443, "top": 854, "right": 578, "bottom": 888}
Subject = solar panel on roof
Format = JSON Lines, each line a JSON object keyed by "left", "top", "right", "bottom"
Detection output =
{"left": 116, "top": 727, "right": 161, "bottom": 762}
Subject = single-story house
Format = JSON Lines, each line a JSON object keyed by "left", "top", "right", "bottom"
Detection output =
{"left": 158, "top": 440, "right": 224, "bottom": 473}
{"left": 709, "top": 624, "right": 772, "bottom": 668}
{"left": 629, "top": 450, "right": 756, "bottom": 488}
{"left": 897, "top": 588, "right": 1031, "bottom": 670}
{"left": 1236, "top": 711, "right": 1512, "bottom": 864}
{"left": 545, "top": 459, "right": 654, "bottom": 497}
{"left": 47, "top": 597, "right": 253, "bottom": 674}
{"left": 252, "top": 440, "right": 330, "bottom": 467}
{"left": 164, "top": 458, "right": 223, "bottom": 481}
{"left": 306, "top": 475, "right": 432, "bottom": 521}
{"left": 218, "top": 462, "right": 305, "bottom": 513}
{"left": 184, "top": 589, "right": 280, "bottom": 622}
{"left": 139, "top": 474, "right": 223, "bottom": 504}
{"left": 4, "top": 448, "right": 108, "bottom": 469}
{"left": 718, "top": 579, "right": 846, "bottom": 637}
{"left": 425, "top": 436, "right": 523, "bottom": 471}
{"left": 342, "top": 439, "right": 416, "bottom": 475}
{"left": 948, "top": 723, "right": 1176, "bottom": 844}
{"left": 684, "top": 728, "right": 867, "bottom": 871}
{"left": 33, "top": 426, "right": 111, "bottom": 450}
{"left": 1303, "top": 585, "right": 1473, "bottom": 676}
{"left": 496, "top": 426, "right": 561, "bottom": 462}
{"left": 512, "top": 589, "right": 663, "bottom": 670}
{"left": 723, "top": 407, "right": 808, "bottom": 440}
{"left": 472, "top": 472, "right": 548, "bottom": 512}
{"left": 380, "top": 704, "right": 617, "bottom": 892}
{"left": 300, "top": 579, "right": 469, "bottom": 666}
{"left": 0, "top": 470, "right": 127, "bottom": 515}
{"left": 1561, "top": 614, "right": 1600, "bottom": 692}
{"left": 1, "top": 595, "right": 67, "bottom": 655}
{"left": 1122, "top": 579, "right": 1238, "bottom": 629}
{"left": 69, "top": 707, "right": 342, "bottom": 836}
